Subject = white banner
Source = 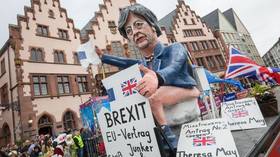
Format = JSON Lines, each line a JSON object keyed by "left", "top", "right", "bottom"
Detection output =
{"left": 221, "top": 97, "right": 267, "bottom": 130}
{"left": 177, "top": 118, "right": 239, "bottom": 157}
{"left": 98, "top": 64, "right": 161, "bottom": 157}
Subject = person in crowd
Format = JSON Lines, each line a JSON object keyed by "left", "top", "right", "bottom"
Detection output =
{"left": 53, "top": 144, "right": 64, "bottom": 157}
{"left": 30, "top": 145, "right": 41, "bottom": 157}
{"left": 19, "top": 140, "right": 31, "bottom": 157}
{"left": 72, "top": 130, "right": 84, "bottom": 157}
{"left": 53, "top": 135, "right": 66, "bottom": 157}
{"left": 42, "top": 135, "right": 54, "bottom": 157}
{"left": 95, "top": 3, "right": 200, "bottom": 149}
{"left": 97, "top": 137, "right": 106, "bottom": 157}
{"left": 0, "top": 147, "right": 8, "bottom": 157}
{"left": 27, "top": 140, "right": 36, "bottom": 155}
{"left": 80, "top": 127, "right": 94, "bottom": 157}
{"left": 63, "top": 136, "right": 71, "bottom": 157}
{"left": 8, "top": 150, "right": 18, "bottom": 157}
{"left": 65, "top": 133, "right": 77, "bottom": 157}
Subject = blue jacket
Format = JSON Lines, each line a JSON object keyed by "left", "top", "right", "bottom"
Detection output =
{"left": 101, "top": 42, "right": 197, "bottom": 88}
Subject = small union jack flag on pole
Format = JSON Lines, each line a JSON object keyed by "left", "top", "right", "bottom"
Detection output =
{"left": 232, "top": 110, "right": 249, "bottom": 118}
{"left": 121, "top": 78, "right": 138, "bottom": 97}
{"left": 193, "top": 135, "right": 216, "bottom": 147}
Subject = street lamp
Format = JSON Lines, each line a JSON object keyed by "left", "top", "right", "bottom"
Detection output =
{"left": 28, "top": 119, "right": 33, "bottom": 127}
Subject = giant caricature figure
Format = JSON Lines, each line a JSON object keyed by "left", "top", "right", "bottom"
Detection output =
{"left": 95, "top": 3, "right": 200, "bottom": 149}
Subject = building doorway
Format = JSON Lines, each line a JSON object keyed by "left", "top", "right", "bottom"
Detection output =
{"left": 0, "top": 123, "right": 11, "bottom": 147}
{"left": 38, "top": 115, "right": 53, "bottom": 136}
{"left": 38, "top": 126, "right": 52, "bottom": 136}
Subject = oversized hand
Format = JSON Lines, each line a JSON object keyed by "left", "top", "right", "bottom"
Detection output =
{"left": 95, "top": 46, "right": 104, "bottom": 58}
{"left": 136, "top": 65, "right": 158, "bottom": 97}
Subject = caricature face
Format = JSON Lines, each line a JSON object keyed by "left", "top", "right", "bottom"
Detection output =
{"left": 124, "top": 13, "right": 157, "bottom": 50}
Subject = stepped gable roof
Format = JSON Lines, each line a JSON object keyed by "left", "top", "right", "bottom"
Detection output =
{"left": 158, "top": 9, "right": 177, "bottom": 34}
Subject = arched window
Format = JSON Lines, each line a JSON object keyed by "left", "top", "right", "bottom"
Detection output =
{"left": 54, "top": 50, "right": 65, "bottom": 63}
{"left": 63, "top": 111, "right": 75, "bottom": 130}
{"left": 38, "top": 115, "right": 52, "bottom": 126}
{"left": 31, "top": 48, "right": 43, "bottom": 61}
{"left": 2, "top": 123, "right": 11, "bottom": 146}
{"left": 73, "top": 52, "right": 80, "bottom": 64}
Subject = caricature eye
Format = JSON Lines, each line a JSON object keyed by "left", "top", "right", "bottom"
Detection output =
{"left": 125, "top": 27, "right": 133, "bottom": 36}
{"left": 134, "top": 21, "right": 144, "bottom": 29}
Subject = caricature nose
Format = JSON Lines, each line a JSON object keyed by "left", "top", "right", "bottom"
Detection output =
{"left": 132, "top": 27, "right": 141, "bottom": 35}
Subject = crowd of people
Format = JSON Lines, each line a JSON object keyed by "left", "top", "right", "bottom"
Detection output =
{"left": 0, "top": 128, "right": 105, "bottom": 157}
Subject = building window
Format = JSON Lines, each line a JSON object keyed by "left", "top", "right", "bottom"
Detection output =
{"left": 247, "top": 49, "right": 251, "bottom": 53}
{"left": 63, "top": 111, "right": 75, "bottom": 130}
{"left": 57, "top": 76, "right": 70, "bottom": 94}
{"left": 191, "top": 18, "right": 195, "bottom": 24}
{"left": 1, "top": 58, "right": 6, "bottom": 75}
{"left": 215, "top": 55, "right": 225, "bottom": 67}
{"left": 184, "top": 12, "right": 188, "bottom": 16}
{"left": 194, "top": 29, "right": 203, "bottom": 36}
{"left": 111, "top": 41, "right": 124, "bottom": 57}
{"left": 196, "top": 57, "right": 206, "bottom": 67}
{"left": 54, "top": 50, "right": 65, "bottom": 63}
{"left": 108, "top": 21, "right": 117, "bottom": 34}
{"left": 58, "top": 29, "right": 69, "bottom": 40}
{"left": 210, "top": 40, "right": 218, "bottom": 49}
{"left": 48, "top": 10, "right": 54, "bottom": 18}
{"left": 183, "top": 29, "right": 203, "bottom": 37}
{"left": 33, "top": 76, "right": 48, "bottom": 96}
{"left": 190, "top": 42, "right": 199, "bottom": 51}
{"left": 183, "top": 18, "right": 188, "bottom": 25}
{"left": 77, "top": 76, "right": 88, "bottom": 93}
{"left": 36, "top": 24, "right": 49, "bottom": 36}
{"left": 206, "top": 56, "right": 216, "bottom": 68}
{"left": 38, "top": 115, "right": 52, "bottom": 126}
{"left": 73, "top": 52, "right": 80, "bottom": 64}
{"left": 200, "top": 41, "right": 209, "bottom": 50}
{"left": 0, "top": 84, "right": 8, "bottom": 105}
{"left": 31, "top": 48, "right": 44, "bottom": 61}
{"left": 183, "top": 30, "right": 192, "bottom": 37}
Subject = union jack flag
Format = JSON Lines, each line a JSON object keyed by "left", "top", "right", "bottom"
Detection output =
{"left": 225, "top": 46, "right": 280, "bottom": 83}
{"left": 193, "top": 135, "right": 216, "bottom": 147}
{"left": 121, "top": 78, "right": 138, "bottom": 97}
{"left": 232, "top": 110, "right": 249, "bottom": 118}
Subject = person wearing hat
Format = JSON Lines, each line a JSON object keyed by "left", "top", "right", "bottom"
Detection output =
{"left": 95, "top": 3, "right": 200, "bottom": 149}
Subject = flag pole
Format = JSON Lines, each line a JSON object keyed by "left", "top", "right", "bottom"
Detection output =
{"left": 101, "top": 64, "right": 106, "bottom": 79}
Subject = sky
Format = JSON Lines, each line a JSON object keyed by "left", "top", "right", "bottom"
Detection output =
{"left": 0, "top": 0, "right": 279, "bottom": 56}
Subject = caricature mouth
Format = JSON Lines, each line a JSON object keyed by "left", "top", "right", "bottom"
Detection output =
{"left": 135, "top": 36, "right": 146, "bottom": 44}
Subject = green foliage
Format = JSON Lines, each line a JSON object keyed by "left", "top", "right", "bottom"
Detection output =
{"left": 250, "top": 84, "right": 270, "bottom": 96}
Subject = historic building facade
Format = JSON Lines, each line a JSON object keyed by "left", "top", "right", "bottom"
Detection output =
{"left": 81, "top": 0, "right": 225, "bottom": 88}
{"left": 0, "top": 0, "right": 94, "bottom": 145}
{"left": 0, "top": 41, "right": 20, "bottom": 146}
{"left": 262, "top": 38, "right": 280, "bottom": 68}
{"left": 1, "top": 0, "right": 229, "bottom": 144}
{"left": 202, "top": 8, "right": 264, "bottom": 65}
{"left": 158, "top": 0, "right": 225, "bottom": 73}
